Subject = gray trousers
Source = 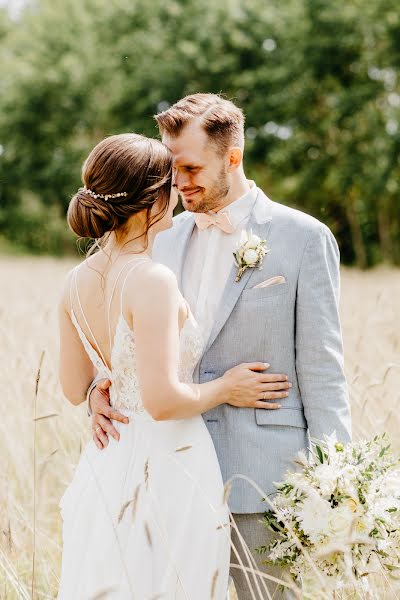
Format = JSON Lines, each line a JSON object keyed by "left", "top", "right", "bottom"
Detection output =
{"left": 230, "top": 513, "right": 296, "bottom": 600}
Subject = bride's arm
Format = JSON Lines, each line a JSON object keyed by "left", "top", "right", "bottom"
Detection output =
{"left": 131, "top": 264, "right": 230, "bottom": 420}
{"left": 131, "top": 264, "right": 282, "bottom": 420}
{"left": 58, "top": 282, "right": 96, "bottom": 405}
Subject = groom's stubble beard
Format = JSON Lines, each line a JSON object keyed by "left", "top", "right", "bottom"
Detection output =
{"left": 181, "top": 163, "right": 230, "bottom": 214}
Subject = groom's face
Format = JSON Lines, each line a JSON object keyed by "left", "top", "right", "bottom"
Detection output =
{"left": 162, "top": 121, "right": 230, "bottom": 213}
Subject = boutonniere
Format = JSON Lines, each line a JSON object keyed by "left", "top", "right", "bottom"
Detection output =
{"left": 233, "top": 230, "right": 270, "bottom": 282}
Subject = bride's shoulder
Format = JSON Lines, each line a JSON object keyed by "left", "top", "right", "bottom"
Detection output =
{"left": 59, "top": 263, "right": 81, "bottom": 308}
{"left": 134, "top": 260, "right": 177, "bottom": 283}
{"left": 126, "top": 261, "right": 180, "bottom": 308}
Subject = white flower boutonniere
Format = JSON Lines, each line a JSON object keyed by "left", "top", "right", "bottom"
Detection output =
{"left": 233, "top": 230, "right": 270, "bottom": 282}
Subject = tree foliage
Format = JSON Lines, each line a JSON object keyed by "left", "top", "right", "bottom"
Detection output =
{"left": 0, "top": 0, "right": 399, "bottom": 263}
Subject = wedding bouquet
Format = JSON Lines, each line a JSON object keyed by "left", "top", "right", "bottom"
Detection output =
{"left": 259, "top": 434, "right": 400, "bottom": 598}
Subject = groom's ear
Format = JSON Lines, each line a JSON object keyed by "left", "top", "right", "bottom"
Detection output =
{"left": 227, "top": 146, "right": 243, "bottom": 172}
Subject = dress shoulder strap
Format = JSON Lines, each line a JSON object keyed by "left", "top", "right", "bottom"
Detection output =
{"left": 70, "top": 265, "right": 110, "bottom": 371}
{"left": 118, "top": 256, "right": 151, "bottom": 318}
{"left": 105, "top": 257, "right": 147, "bottom": 354}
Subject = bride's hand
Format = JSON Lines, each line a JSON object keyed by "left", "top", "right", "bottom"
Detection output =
{"left": 222, "top": 362, "right": 291, "bottom": 409}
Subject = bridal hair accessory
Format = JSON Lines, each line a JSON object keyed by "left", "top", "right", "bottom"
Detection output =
{"left": 83, "top": 186, "right": 128, "bottom": 201}
{"left": 233, "top": 229, "right": 269, "bottom": 282}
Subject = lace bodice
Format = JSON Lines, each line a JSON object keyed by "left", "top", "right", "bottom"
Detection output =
{"left": 112, "top": 311, "right": 203, "bottom": 413}
{"left": 71, "top": 307, "right": 204, "bottom": 415}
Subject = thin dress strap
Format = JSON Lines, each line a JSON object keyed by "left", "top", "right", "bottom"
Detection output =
{"left": 71, "top": 257, "right": 150, "bottom": 371}
{"left": 107, "top": 256, "right": 150, "bottom": 348}
{"left": 72, "top": 266, "right": 109, "bottom": 370}
{"left": 118, "top": 257, "right": 152, "bottom": 318}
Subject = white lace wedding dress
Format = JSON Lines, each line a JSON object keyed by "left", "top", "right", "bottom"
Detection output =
{"left": 57, "top": 260, "right": 230, "bottom": 600}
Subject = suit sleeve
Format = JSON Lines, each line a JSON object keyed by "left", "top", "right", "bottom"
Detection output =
{"left": 295, "top": 224, "right": 352, "bottom": 442}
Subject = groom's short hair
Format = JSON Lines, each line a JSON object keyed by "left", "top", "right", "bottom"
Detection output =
{"left": 155, "top": 93, "right": 245, "bottom": 154}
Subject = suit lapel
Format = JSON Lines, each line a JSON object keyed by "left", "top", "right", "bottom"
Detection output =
{"left": 204, "top": 194, "right": 273, "bottom": 354}
{"left": 173, "top": 214, "right": 196, "bottom": 290}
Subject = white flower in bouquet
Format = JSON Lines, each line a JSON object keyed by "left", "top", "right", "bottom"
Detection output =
{"left": 297, "top": 493, "right": 332, "bottom": 543}
{"left": 258, "top": 434, "right": 400, "bottom": 598}
{"left": 327, "top": 505, "right": 355, "bottom": 541}
{"left": 313, "top": 463, "right": 338, "bottom": 496}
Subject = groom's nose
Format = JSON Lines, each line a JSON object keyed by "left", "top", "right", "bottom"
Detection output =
{"left": 174, "top": 170, "right": 190, "bottom": 190}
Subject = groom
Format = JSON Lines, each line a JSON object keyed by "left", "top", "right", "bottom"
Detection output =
{"left": 89, "top": 94, "right": 352, "bottom": 597}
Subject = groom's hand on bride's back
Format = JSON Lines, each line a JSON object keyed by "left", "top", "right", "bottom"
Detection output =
{"left": 89, "top": 379, "right": 129, "bottom": 450}
{"left": 222, "top": 362, "right": 291, "bottom": 409}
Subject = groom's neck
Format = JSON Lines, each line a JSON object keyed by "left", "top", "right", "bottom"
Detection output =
{"left": 215, "top": 170, "right": 251, "bottom": 212}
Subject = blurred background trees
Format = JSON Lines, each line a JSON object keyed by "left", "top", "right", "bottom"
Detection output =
{"left": 0, "top": 0, "right": 399, "bottom": 265}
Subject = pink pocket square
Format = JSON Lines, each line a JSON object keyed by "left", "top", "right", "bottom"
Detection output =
{"left": 252, "top": 275, "right": 286, "bottom": 289}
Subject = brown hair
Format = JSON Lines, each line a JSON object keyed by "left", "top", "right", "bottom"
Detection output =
{"left": 68, "top": 133, "right": 172, "bottom": 244}
{"left": 155, "top": 93, "right": 245, "bottom": 154}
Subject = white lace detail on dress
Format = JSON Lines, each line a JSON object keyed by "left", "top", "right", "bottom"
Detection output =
{"left": 109, "top": 315, "right": 143, "bottom": 413}
{"left": 109, "top": 314, "right": 203, "bottom": 413}
{"left": 177, "top": 315, "right": 204, "bottom": 385}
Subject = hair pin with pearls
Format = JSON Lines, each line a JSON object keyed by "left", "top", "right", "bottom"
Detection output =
{"left": 83, "top": 186, "right": 128, "bottom": 201}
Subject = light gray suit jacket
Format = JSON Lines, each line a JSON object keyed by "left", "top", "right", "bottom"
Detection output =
{"left": 154, "top": 188, "right": 352, "bottom": 513}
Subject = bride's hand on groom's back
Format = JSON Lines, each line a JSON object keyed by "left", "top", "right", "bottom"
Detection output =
{"left": 222, "top": 362, "right": 291, "bottom": 410}
{"left": 90, "top": 379, "right": 129, "bottom": 449}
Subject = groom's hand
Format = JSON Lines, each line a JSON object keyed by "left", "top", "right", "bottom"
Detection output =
{"left": 90, "top": 379, "right": 129, "bottom": 449}
{"left": 223, "top": 362, "right": 291, "bottom": 409}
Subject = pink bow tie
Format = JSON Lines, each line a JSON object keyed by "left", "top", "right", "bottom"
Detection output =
{"left": 194, "top": 211, "right": 235, "bottom": 234}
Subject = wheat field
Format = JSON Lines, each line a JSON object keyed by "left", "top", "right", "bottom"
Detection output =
{"left": 0, "top": 256, "right": 399, "bottom": 599}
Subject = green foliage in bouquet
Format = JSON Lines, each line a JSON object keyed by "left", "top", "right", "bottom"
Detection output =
{"left": 258, "top": 434, "right": 400, "bottom": 598}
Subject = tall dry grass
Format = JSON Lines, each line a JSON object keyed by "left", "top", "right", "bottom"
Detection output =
{"left": 0, "top": 257, "right": 399, "bottom": 599}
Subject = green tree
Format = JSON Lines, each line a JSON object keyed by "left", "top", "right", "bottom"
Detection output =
{"left": 0, "top": 0, "right": 398, "bottom": 263}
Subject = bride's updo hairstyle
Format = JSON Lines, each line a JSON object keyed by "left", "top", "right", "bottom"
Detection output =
{"left": 68, "top": 133, "right": 172, "bottom": 244}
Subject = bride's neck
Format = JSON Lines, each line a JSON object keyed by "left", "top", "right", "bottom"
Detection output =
{"left": 103, "top": 228, "right": 154, "bottom": 259}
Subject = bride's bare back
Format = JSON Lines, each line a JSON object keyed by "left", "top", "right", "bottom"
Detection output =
{"left": 67, "top": 254, "right": 188, "bottom": 369}
{"left": 59, "top": 253, "right": 192, "bottom": 412}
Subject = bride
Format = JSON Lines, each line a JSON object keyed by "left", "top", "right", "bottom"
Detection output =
{"left": 57, "top": 133, "right": 283, "bottom": 599}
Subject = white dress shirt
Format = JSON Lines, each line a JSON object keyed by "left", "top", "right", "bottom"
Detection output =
{"left": 182, "top": 181, "right": 258, "bottom": 339}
